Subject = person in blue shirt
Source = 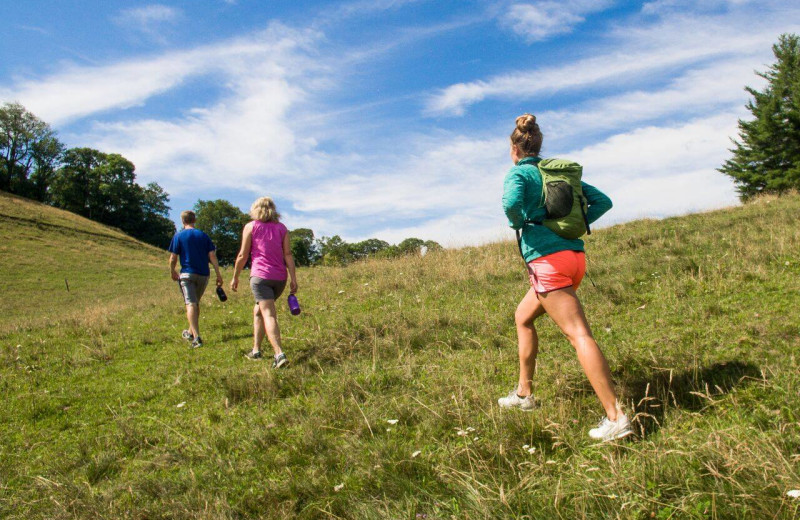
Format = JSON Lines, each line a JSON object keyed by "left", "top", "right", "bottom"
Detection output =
{"left": 168, "top": 210, "right": 223, "bottom": 348}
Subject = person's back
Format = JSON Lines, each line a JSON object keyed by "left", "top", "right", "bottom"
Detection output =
{"left": 168, "top": 210, "right": 223, "bottom": 349}
{"left": 250, "top": 220, "right": 288, "bottom": 280}
{"left": 171, "top": 228, "right": 214, "bottom": 275}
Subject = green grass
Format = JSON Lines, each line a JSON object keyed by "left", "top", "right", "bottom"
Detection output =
{"left": 1, "top": 191, "right": 799, "bottom": 519}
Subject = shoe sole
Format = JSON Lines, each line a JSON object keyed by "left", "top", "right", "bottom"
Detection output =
{"left": 273, "top": 358, "right": 288, "bottom": 369}
{"left": 498, "top": 402, "right": 535, "bottom": 412}
{"left": 245, "top": 354, "right": 262, "bottom": 361}
{"left": 593, "top": 428, "right": 634, "bottom": 442}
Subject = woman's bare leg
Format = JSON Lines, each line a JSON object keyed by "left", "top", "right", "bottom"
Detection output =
{"left": 537, "top": 287, "right": 619, "bottom": 420}
{"left": 258, "top": 299, "right": 283, "bottom": 356}
{"left": 515, "top": 287, "right": 546, "bottom": 396}
{"left": 253, "top": 304, "right": 265, "bottom": 352}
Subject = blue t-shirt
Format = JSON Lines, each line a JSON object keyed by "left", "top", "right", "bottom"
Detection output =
{"left": 168, "top": 228, "right": 216, "bottom": 276}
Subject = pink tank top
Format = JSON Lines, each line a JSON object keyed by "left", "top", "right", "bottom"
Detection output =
{"left": 250, "top": 220, "right": 288, "bottom": 280}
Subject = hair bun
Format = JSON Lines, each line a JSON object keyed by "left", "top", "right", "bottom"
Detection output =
{"left": 515, "top": 114, "right": 538, "bottom": 133}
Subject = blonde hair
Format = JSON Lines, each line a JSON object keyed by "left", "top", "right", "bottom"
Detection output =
{"left": 250, "top": 197, "right": 281, "bottom": 223}
{"left": 181, "top": 210, "right": 196, "bottom": 224}
{"left": 510, "top": 113, "right": 543, "bottom": 157}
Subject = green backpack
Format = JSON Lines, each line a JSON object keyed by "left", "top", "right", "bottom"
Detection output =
{"left": 531, "top": 158, "right": 591, "bottom": 240}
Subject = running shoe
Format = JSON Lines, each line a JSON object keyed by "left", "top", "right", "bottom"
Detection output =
{"left": 272, "top": 352, "right": 288, "bottom": 369}
{"left": 190, "top": 336, "right": 203, "bottom": 349}
{"left": 588, "top": 414, "right": 633, "bottom": 442}
{"left": 497, "top": 389, "right": 536, "bottom": 411}
{"left": 245, "top": 350, "right": 263, "bottom": 360}
{"left": 181, "top": 330, "right": 193, "bottom": 341}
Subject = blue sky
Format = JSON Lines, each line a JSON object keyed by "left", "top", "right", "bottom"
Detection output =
{"left": 2, "top": 0, "right": 799, "bottom": 246}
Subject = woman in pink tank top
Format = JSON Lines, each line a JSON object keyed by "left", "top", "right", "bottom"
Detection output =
{"left": 231, "top": 197, "right": 298, "bottom": 367}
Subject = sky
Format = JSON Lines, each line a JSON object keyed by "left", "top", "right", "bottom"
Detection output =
{"left": 2, "top": 0, "right": 799, "bottom": 246}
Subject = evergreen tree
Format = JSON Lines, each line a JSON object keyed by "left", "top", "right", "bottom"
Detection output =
{"left": 719, "top": 34, "right": 800, "bottom": 199}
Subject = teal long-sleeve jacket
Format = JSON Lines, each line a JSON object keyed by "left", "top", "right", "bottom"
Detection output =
{"left": 502, "top": 156, "right": 612, "bottom": 263}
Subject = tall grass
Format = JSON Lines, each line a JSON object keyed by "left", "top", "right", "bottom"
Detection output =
{"left": 1, "top": 193, "right": 799, "bottom": 518}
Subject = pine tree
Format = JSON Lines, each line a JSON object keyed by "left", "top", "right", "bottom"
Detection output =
{"left": 719, "top": 34, "right": 800, "bottom": 200}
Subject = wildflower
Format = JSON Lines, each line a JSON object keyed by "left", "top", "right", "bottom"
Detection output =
{"left": 176, "top": 402, "right": 186, "bottom": 408}
{"left": 527, "top": 447, "right": 536, "bottom": 454}
{"left": 412, "top": 450, "right": 421, "bottom": 458}
{"left": 334, "top": 483, "right": 344, "bottom": 492}
{"left": 338, "top": 290, "right": 345, "bottom": 294}
{"left": 466, "top": 426, "right": 476, "bottom": 432}
{"left": 387, "top": 419, "right": 399, "bottom": 425}
{"left": 522, "top": 444, "right": 530, "bottom": 449}
{"left": 456, "top": 429, "right": 468, "bottom": 437}
{"left": 787, "top": 490, "right": 800, "bottom": 498}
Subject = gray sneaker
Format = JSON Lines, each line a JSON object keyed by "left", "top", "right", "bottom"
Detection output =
{"left": 245, "top": 350, "right": 263, "bottom": 360}
{"left": 498, "top": 389, "right": 536, "bottom": 411}
{"left": 190, "top": 336, "right": 203, "bottom": 349}
{"left": 272, "top": 352, "right": 288, "bottom": 369}
{"left": 181, "top": 330, "right": 193, "bottom": 341}
{"left": 588, "top": 414, "right": 633, "bottom": 442}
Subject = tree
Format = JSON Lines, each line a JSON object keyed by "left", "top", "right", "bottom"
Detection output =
{"left": 349, "top": 238, "right": 390, "bottom": 260}
{"left": 51, "top": 148, "right": 174, "bottom": 248}
{"left": 317, "top": 235, "right": 352, "bottom": 265}
{"left": 0, "top": 102, "right": 63, "bottom": 200}
{"left": 290, "top": 228, "right": 316, "bottom": 266}
{"left": 719, "top": 33, "right": 800, "bottom": 199}
{"left": 398, "top": 237, "right": 426, "bottom": 255}
{"left": 194, "top": 199, "right": 249, "bottom": 265}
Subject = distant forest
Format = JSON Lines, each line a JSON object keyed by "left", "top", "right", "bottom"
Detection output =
{"left": 0, "top": 102, "right": 440, "bottom": 264}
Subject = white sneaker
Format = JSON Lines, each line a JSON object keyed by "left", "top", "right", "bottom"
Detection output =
{"left": 498, "top": 390, "right": 536, "bottom": 411}
{"left": 588, "top": 414, "right": 633, "bottom": 441}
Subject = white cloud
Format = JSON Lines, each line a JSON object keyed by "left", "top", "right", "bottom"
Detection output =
{"left": 426, "top": 8, "right": 799, "bottom": 116}
{"left": 502, "top": 1, "right": 615, "bottom": 42}
{"left": 538, "top": 55, "right": 768, "bottom": 143}
{"left": 564, "top": 112, "right": 741, "bottom": 222}
{"left": 113, "top": 5, "right": 182, "bottom": 43}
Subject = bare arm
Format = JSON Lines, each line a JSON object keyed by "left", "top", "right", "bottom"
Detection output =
{"left": 230, "top": 223, "right": 253, "bottom": 291}
{"left": 208, "top": 250, "right": 223, "bottom": 287}
{"left": 169, "top": 253, "right": 179, "bottom": 281}
{"left": 283, "top": 231, "right": 298, "bottom": 294}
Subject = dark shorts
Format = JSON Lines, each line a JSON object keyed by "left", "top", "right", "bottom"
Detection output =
{"left": 250, "top": 276, "right": 286, "bottom": 302}
{"left": 179, "top": 273, "right": 209, "bottom": 305}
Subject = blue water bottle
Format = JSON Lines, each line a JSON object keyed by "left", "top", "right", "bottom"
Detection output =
{"left": 287, "top": 293, "right": 301, "bottom": 315}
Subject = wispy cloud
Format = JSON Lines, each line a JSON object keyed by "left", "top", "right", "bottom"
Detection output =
{"left": 501, "top": 0, "right": 615, "bottom": 42}
{"left": 113, "top": 4, "right": 182, "bottom": 44}
{"left": 426, "top": 8, "right": 798, "bottom": 116}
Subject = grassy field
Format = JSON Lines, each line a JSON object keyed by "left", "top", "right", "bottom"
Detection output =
{"left": 1, "top": 191, "right": 799, "bottom": 519}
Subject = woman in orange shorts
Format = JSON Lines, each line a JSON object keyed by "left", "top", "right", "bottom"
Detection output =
{"left": 498, "top": 113, "right": 631, "bottom": 442}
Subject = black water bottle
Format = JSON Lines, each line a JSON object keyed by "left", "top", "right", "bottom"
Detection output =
{"left": 216, "top": 286, "right": 228, "bottom": 302}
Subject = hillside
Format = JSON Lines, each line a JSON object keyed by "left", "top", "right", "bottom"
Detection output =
{"left": 1, "top": 193, "right": 799, "bottom": 519}
{"left": 0, "top": 191, "right": 170, "bottom": 333}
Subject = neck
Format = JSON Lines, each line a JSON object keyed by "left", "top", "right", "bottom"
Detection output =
{"left": 184, "top": 224, "right": 195, "bottom": 229}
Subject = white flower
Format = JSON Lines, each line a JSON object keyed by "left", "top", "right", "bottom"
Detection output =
{"left": 522, "top": 444, "right": 530, "bottom": 449}
{"left": 527, "top": 447, "right": 536, "bottom": 454}
{"left": 787, "top": 490, "right": 800, "bottom": 498}
{"left": 176, "top": 402, "right": 186, "bottom": 408}
{"left": 334, "top": 483, "right": 344, "bottom": 492}
{"left": 474, "top": 436, "right": 479, "bottom": 441}
{"left": 387, "top": 419, "right": 399, "bottom": 425}
{"left": 411, "top": 450, "right": 421, "bottom": 458}
{"left": 456, "top": 429, "right": 468, "bottom": 437}
{"left": 338, "top": 290, "right": 345, "bottom": 294}
{"left": 466, "top": 427, "right": 476, "bottom": 432}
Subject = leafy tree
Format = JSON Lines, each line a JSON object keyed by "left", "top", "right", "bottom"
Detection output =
{"left": 349, "top": 238, "right": 390, "bottom": 260}
{"left": 398, "top": 237, "right": 426, "bottom": 255}
{"left": 317, "top": 235, "right": 352, "bottom": 265}
{"left": 193, "top": 199, "right": 249, "bottom": 265}
{"left": 290, "top": 228, "right": 316, "bottom": 266}
{"left": 719, "top": 33, "right": 800, "bottom": 199}
{"left": 0, "top": 102, "right": 63, "bottom": 200}
{"left": 51, "top": 148, "right": 174, "bottom": 248}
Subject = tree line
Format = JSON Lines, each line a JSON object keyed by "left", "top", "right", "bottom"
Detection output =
{"left": 0, "top": 102, "right": 175, "bottom": 247}
{"left": 192, "top": 198, "right": 441, "bottom": 266}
